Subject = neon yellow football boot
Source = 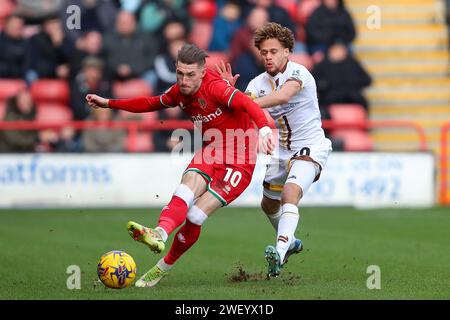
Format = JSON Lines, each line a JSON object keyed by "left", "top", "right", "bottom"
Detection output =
{"left": 135, "top": 264, "right": 170, "bottom": 288}
{"left": 127, "top": 221, "right": 165, "bottom": 254}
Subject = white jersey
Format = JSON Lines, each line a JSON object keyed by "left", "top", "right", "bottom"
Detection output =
{"left": 245, "top": 60, "right": 326, "bottom": 151}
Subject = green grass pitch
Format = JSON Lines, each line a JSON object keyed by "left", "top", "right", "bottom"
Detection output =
{"left": 1, "top": 207, "right": 449, "bottom": 300}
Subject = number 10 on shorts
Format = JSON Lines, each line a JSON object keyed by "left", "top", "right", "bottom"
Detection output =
{"left": 224, "top": 168, "right": 242, "bottom": 187}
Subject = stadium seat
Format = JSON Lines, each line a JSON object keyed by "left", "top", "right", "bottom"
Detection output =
{"left": 289, "top": 52, "right": 314, "bottom": 71}
{"left": 0, "top": 101, "right": 6, "bottom": 120}
{"left": 331, "top": 129, "right": 373, "bottom": 151}
{"left": 296, "top": 0, "right": 321, "bottom": 25}
{"left": 112, "top": 79, "right": 153, "bottom": 99}
{"left": 189, "top": 20, "right": 213, "bottom": 50}
{"left": 0, "top": 79, "right": 27, "bottom": 101}
{"left": 126, "top": 132, "right": 154, "bottom": 152}
{"left": 295, "top": 25, "right": 306, "bottom": 43}
{"left": 328, "top": 103, "right": 367, "bottom": 125}
{"left": 205, "top": 52, "right": 229, "bottom": 71}
{"left": 189, "top": 0, "right": 217, "bottom": 21}
{"left": 36, "top": 103, "right": 73, "bottom": 125}
{"left": 30, "top": 79, "right": 70, "bottom": 104}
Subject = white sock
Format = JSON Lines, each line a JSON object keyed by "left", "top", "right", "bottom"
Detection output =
{"left": 157, "top": 258, "right": 173, "bottom": 271}
{"left": 276, "top": 203, "right": 300, "bottom": 263}
{"left": 174, "top": 184, "right": 195, "bottom": 208}
{"left": 265, "top": 209, "right": 282, "bottom": 231}
{"left": 186, "top": 205, "right": 208, "bottom": 225}
{"left": 154, "top": 227, "right": 168, "bottom": 242}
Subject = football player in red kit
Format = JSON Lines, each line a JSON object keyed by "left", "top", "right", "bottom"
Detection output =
{"left": 86, "top": 44, "right": 274, "bottom": 287}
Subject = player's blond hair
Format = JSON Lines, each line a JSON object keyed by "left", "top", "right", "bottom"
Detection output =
{"left": 254, "top": 22, "right": 295, "bottom": 52}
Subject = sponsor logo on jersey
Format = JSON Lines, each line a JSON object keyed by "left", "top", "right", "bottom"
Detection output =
{"left": 287, "top": 175, "right": 297, "bottom": 180}
{"left": 191, "top": 107, "right": 223, "bottom": 123}
{"left": 224, "top": 87, "right": 231, "bottom": 96}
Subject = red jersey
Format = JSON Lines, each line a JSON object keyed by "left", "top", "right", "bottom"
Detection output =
{"left": 160, "top": 70, "right": 256, "bottom": 135}
{"left": 109, "top": 69, "right": 269, "bottom": 164}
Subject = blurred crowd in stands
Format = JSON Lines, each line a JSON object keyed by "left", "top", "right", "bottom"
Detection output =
{"left": 0, "top": 0, "right": 373, "bottom": 153}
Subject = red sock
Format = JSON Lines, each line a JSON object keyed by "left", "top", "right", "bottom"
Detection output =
{"left": 163, "top": 219, "right": 201, "bottom": 265}
{"left": 157, "top": 195, "right": 189, "bottom": 236}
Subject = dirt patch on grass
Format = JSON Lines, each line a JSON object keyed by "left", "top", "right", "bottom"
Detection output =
{"left": 227, "top": 263, "right": 266, "bottom": 282}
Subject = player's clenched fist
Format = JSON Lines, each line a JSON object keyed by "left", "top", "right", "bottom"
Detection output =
{"left": 85, "top": 94, "right": 109, "bottom": 109}
{"left": 259, "top": 126, "right": 275, "bottom": 155}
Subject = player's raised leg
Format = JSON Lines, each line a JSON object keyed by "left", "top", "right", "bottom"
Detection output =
{"left": 135, "top": 190, "right": 221, "bottom": 287}
{"left": 128, "top": 171, "right": 208, "bottom": 253}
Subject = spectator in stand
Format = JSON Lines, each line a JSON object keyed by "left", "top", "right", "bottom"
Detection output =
{"left": 70, "top": 56, "right": 111, "bottom": 120}
{"left": 26, "top": 16, "right": 74, "bottom": 82}
{"left": 446, "top": 0, "right": 450, "bottom": 48}
{"left": 103, "top": 10, "right": 158, "bottom": 87}
{"left": 245, "top": 0, "right": 295, "bottom": 34}
{"left": 0, "top": 15, "right": 27, "bottom": 78}
{"left": 233, "top": 44, "right": 265, "bottom": 92}
{"left": 154, "top": 38, "right": 187, "bottom": 94}
{"left": 208, "top": 1, "right": 242, "bottom": 52}
{"left": 312, "top": 41, "right": 372, "bottom": 118}
{"left": 0, "top": 90, "right": 39, "bottom": 152}
{"left": 159, "top": 18, "right": 189, "bottom": 49}
{"left": 38, "top": 125, "right": 83, "bottom": 153}
{"left": 69, "top": 30, "right": 104, "bottom": 80}
{"left": 61, "top": 0, "right": 120, "bottom": 41}
{"left": 82, "top": 107, "right": 126, "bottom": 152}
{"left": 137, "top": 0, "right": 189, "bottom": 35}
{"left": 306, "top": 0, "right": 356, "bottom": 54}
{"left": 229, "top": 6, "right": 268, "bottom": 66}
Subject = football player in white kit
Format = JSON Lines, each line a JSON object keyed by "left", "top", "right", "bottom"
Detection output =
{"left": 217, "top": 22, "right": 332, "bottom": 277}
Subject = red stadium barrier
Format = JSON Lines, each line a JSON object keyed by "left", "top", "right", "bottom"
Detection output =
{"left": 0, "top": 118, "right": 428, "bottom": 151}
{"left": 440, "top": 122, "right": 450, "bottom": 205}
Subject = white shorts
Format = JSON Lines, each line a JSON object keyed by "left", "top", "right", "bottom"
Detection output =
{"left": 263, "top": 137, "right": 332, "bottom": 201}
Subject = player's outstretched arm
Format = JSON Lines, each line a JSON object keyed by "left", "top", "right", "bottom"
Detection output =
{"left": 253, "top": 80, "right": 302, "bottom": 109}
{"left": 85, "top": 94, "right": 165, "bottom": 113}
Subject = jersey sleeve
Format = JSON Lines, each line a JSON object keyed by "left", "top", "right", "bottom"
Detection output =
{"left": 108, "top": 96, "right": 164, "bottom": 113}
{"left": 159, "top": 84, "right": 178, "bottom": 108}
{"left": 286, "top": 65, "right": 305, "bottom": 90}
{"left": 208, "top": 78, "right": 241, "bottom": 108}
{"left": 244, "top": 78, "right": 259, "bottom": 100}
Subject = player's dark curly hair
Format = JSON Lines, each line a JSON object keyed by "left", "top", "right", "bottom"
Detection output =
{"left": 254, "top": 22, "right": 295, "bottom": 52}
{"left": 176, "top": 44, "right": 209, "bottom": 66}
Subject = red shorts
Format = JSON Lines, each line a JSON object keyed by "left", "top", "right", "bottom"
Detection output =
{"left": 183, "top": 149, "right": 256, "bottom": 206}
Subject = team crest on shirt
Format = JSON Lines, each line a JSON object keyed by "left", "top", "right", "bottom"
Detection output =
{"left": 198, "top": 98, "right": 207, "bottom": 109}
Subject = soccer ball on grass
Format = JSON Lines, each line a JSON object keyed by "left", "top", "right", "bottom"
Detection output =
{"left": 97, "top": 250, "right": 137, "bottom": 289}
